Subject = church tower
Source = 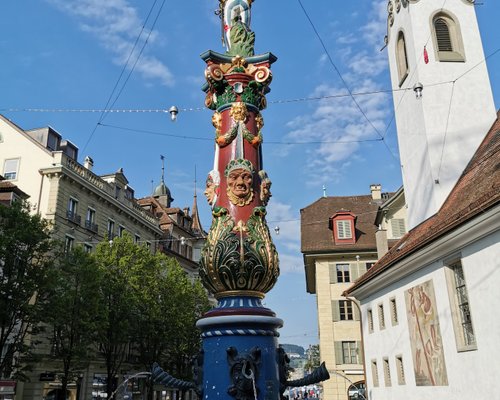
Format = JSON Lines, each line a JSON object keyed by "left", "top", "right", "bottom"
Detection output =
{"left": 385, "top": 0, "right": 496, "bottom": 229}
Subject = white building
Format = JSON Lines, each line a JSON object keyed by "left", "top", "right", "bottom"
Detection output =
{"left": 346, "top": 116, "right": 500, "bottom": 399}
{"left": 385, "top": 0, "right": 496, "bottom": 229}
{"left": 344, "top": 1, "right": 500, "bottom": 399}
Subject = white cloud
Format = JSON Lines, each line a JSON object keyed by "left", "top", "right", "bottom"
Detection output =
{"left": 283, "top": 0, "right": 392, "bottom": 187}
{"left": 47, "top": 0, "right": 174, "bottom": 86}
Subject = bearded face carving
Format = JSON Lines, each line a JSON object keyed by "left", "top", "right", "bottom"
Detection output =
{"left": 225, "top": 159, "right": 255, "bottom": 207}
{"left": 227, "top": 168, "right": 254, "bottom": 206}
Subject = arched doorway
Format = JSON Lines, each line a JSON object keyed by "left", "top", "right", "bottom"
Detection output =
{"left": 347, "top": 381, "right": 365, "bottom": 400}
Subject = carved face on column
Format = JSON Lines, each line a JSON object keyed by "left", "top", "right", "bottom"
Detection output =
{"left": 225, "top": 159, "right": 255, "bottom": 207}
{"left": 227, "top": 168, "right": 253, "bottom": 206}
{"left": 204, "top": 170, "right": 220, "bottom": 208}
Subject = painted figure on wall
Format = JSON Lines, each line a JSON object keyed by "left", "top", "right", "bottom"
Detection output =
{"left": 405, "top": 281, "right": 448, "bottom": 386}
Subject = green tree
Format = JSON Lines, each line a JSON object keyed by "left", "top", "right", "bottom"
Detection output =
{"left": 92, "top": 234, "right": 211, "bottom": 399}
{"left": 304, "top": 344, "right": 320, "bottom": 373}
{"left": 0, "top": 201, "right": 54, "bottom": 379}
{"left": 93, "top": 234, "right": 140, "bottom": 399}
{"left": 45, "top": 247, "right": 102, "bottom": 400}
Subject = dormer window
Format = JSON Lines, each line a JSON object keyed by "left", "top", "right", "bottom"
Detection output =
{"left": 336, "top": 220, "right": 352, "bottom": 239}
{"left": 329, "top": 211, "right": 356, "bottom": 245}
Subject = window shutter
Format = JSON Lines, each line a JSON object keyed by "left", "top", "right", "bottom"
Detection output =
{"left": 329, "top": 263, "right": 338, "bottom": 283}
{"left": 334, "top": 342, "right": 343, "bottom": 365}
{"left": 435, "top": 18, "right": 453, "bottom": 52}
{"left": 391, "top": 218, "right": 406, "bottom": 238}
{"left": 350, "top": 264, "right": 360, "bottom": 281}
{"left": 353, "top": 304, "right": 360, "bottom": 321}
{"left": 332, "top": 301, "right": 340, "bottom": 322}
{"left": 356, "top": 341, "right": 363, "bottom": 364}
{"left": 336, "top": 220, "right": 352, "bottom": 239}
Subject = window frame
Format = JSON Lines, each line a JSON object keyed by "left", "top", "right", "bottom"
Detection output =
{"left": 390, "top": 297, "right": 399, "bottom": 326}
{"left": 396, "top": 30, "right": 409, "bottom": 86}
{"left": 378, "top": 303, "right": 386, "bottom": 330}
{"left": 3, "top": 158, "right": 20, "bottom": 181}
{"left": 336, "top": 263, "right": 351, "bottom": 283}
{"left": 367, "top": 308, "right": 374, "bottom": 333}
{"left": 445, "top": 257, "right": 477, "bottom": 352}
{"left": 371, "top": 360, "right": 379, "bottom": 387}
{"left": 431, "top": 12, "right": 465, "bottom": 62}
{"left": 336, "top": 220, "right": 353, "bottom": 239}
{"left": 341, "top": 341, "right": 359, "bottom": 365}
{"left": 64, "top": 235, "right": 75, "bottom": 253}
{"left": 383, "top": 357, "right": 391, "bottom": 387}
{"left": 329, "top": 211, "right": 356, "bottom": 244}
{"left": 395, "top": 355, "right": 405, "bottom": 385}
{"left": 107, "top": 219, "right": 115, "bottom": 239}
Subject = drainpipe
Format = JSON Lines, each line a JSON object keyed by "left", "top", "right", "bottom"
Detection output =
{"left": 37, "top": 171, "right": 45, "bottom": 214}
{"left": 342, "top": 293, "right": 368, "bottom": 400}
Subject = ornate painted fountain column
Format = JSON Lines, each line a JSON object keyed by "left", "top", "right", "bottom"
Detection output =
{"left": 153, "top": 2, "right": 329, "bottom": 398}
{"left": 196, "top": 1, "right": 282, "bottom": 399}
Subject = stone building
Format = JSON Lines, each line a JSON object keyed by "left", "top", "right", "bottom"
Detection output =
{"left": 0, "top": 114, "right": 205, "bottom": 399}
{"left": 301, "top": 185, "right": 407, "bottom": 400}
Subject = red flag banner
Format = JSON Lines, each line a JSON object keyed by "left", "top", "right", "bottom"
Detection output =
{"left": 424, "top": 46, "right": 429, "bottom": 64}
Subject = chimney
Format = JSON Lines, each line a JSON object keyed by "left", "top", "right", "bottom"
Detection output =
{"left": 370, "top": 184, "right": 381, "bottom": 200}
{"left": 376, "top": 227, "right": 389, "bottom": 259}
{"left": 84, "top": 156, "right": 94, "bottom": 171}
{"left": 183, "top": 207, "right": 190, "bottom": 216}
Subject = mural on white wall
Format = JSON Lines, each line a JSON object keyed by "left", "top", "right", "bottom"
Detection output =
{"left": 405, "top": 280, "right": 448, "bottom": 386}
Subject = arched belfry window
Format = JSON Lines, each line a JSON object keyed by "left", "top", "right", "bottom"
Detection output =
{"left": 432, "top": 13, "right": 465, "bottom": 62}
{"left": 396, "top": 31, "right": 409, "bottom": 86}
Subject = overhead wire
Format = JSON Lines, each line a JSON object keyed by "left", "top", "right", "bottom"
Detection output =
{"left": 81, "top": 0, "right": 167, "bottom": 153}
{"left": 1, "top": 48, "right": 498, "bottom": 116}
{"left": 296, "top": 0, "right": 400, "bottom": 161}
{"left": 97, "top": 122, "right": 385, "bottom": 145}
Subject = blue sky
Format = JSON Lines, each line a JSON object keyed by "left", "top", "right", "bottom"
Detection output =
{"left": 1, "top": 0, "right": 499, "bottom": 349}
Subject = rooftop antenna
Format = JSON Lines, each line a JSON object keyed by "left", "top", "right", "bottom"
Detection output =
{"left": 323, "top": 184, "right": 327, "bottom": 198}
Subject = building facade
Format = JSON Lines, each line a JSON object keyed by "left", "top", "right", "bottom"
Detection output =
{"left": 0, "top": 114, "right": 205, "bottom": 399}
{"left": 343, "top": 2, "right": 500, "bottom": 399}
{"left": 301, "top": 185, "right": 407, "bottom": 400}
{"left": 346, "top": 115, "right": 500, "bottom": 400}
{"left": 385, "top": 0, "right": 496, "bottom": 229}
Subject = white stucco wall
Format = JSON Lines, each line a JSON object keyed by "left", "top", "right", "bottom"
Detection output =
{"left": 357, "top": 224, "right": 500, "bottom": 400}
{"left": 386, "top": 0, "right": 496, "bottom": 229}
{"left": 0, "top": 116, "right": 55, "bottom": 211}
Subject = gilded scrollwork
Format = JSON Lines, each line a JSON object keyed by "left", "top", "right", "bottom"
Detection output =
{"left": 198, "top": 206, "right": 280, "bottom": 297}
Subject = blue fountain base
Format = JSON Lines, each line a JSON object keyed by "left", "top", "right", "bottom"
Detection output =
{"left": 196, "top": 296, "right": 284, "bottom": 400}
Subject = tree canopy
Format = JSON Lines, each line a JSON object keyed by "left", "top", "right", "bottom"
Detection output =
{"left": 0, "top": 201, "right": 54, "bottom": 379}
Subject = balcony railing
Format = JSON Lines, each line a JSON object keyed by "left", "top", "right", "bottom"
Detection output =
{"left": 85, "top": 220, "right": 99, "bottom": 233}
{"left": 66, "top": 210, "right": 81, "bottom": 225}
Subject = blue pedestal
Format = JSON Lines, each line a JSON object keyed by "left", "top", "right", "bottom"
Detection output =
{"left": 196, "top": 297, "right": 283, "bottom": 400}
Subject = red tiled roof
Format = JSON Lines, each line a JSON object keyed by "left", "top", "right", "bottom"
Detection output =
{"left": 346, "top": 112, "right": 500, "bottom": 293}
{"left": 0, "top": 180, "right": 29, "bottom": 198}
{"left": 301, "top": 194, "right": 390, "bottom": 253}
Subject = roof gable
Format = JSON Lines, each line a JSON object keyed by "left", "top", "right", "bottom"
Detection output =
{"left": 348, "top": 112, "right": 500, "bottom": 293}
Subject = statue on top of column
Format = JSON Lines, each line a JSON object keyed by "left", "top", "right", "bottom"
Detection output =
{"left": 217, "top": 0, "right": 255, "bottom": 56}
